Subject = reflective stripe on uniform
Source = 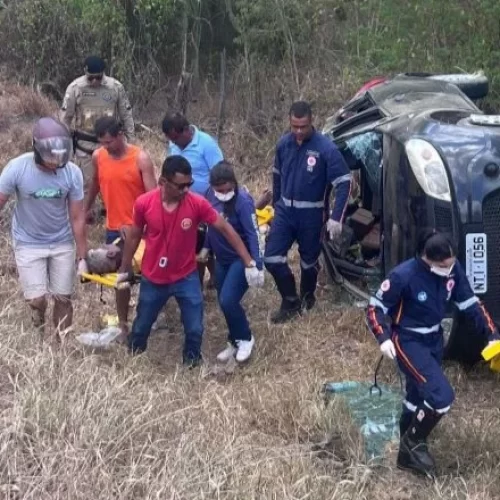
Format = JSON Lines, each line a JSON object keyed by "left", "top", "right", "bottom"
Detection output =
{"left": 332, "top": 173, "right": 353, "bottom": 187}
{"left": 282, "top": 197, "right": 324, "bottom": 209}
{"left": 424, "top": 400, "right": 450, "bottom": 414}
{"left": 403, "top": 399, "right": 417, "bottom": 412}
{"left": 300, "top": 259, "right": 318, "bottom": 270}
{"left": 454, "top": 296, "right": 479, "bottom": 311}
{"left": 264, "top": 255, "right": 287, "bottom": 264}
{"left": 406, "top": 324, "right": 441, "bottom": 334}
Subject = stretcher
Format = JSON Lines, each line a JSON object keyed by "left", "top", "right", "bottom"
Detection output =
{"left": 80, "top": 238, "right": 145, "bottom": 300}
{"left": 80, "top": 205, "right": 275, "bottom": 292}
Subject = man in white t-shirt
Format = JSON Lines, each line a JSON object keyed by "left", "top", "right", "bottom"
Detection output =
{"left": 0, "top": 117, "right": 88, "bottom": 341}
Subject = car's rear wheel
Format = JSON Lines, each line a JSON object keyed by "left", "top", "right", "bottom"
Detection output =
{"left": 400, "top": 72, "right": 489, "bottom": 100}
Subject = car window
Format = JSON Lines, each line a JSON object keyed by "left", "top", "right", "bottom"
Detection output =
{"left": 343, "top": 131, "right": 383, "bottom": 192}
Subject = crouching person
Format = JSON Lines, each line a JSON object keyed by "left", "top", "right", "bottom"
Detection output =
{"left": 366, "top": 228, "right": 500, "bottom": 478}
{"left": 0, "top": 117, "right": 88, "bottom": 341}
{"left": 199, "top": 161, "right": 264, "bottom": 363}
{"left": 116, "top": 155, "right": 257, "bottom": 367}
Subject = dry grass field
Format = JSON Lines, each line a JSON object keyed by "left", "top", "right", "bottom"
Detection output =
{"left": 1, "top": 80, "right": 500, "bottom": 500}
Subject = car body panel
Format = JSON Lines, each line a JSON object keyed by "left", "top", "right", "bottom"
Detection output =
{"left": 322, "top": 75, "right": 500, "bottom": 364}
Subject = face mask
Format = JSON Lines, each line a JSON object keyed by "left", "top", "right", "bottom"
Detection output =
{"left": 430, "top": 264, "right": 454, "bottom": 278}
{"left": 214, "top": 190, "right": 235, "bottom": 202}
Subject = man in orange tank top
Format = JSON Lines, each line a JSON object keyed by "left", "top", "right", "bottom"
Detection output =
{"left": 84, "top": 117, "right": 157, "bottom": 338}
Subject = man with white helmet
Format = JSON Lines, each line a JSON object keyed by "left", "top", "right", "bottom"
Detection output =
{"left": 0, "top": 117, "right": 88, "bottom": 341}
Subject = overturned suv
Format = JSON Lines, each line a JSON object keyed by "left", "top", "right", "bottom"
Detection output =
{"left": 321, "top": 72, "right": 500, "bottom": 366}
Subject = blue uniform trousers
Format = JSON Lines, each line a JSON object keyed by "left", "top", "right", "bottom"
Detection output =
{"left": 393, "top": 330, "right": 455, "bottom": 418}
{"left": 264, "top": 204, "right": 324, "bottom": 300}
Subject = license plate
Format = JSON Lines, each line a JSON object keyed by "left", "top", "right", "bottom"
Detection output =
{"left": 465, "top": 233, "right": 488, "bottom": 294}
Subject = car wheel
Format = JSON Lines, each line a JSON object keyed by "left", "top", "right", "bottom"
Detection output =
{"left": 427, "top": 73, "right": 489, "bottom": 100}
{"left": 443, "top": 311, "right": 488, "bottom": 366}
{"left": 398, "top": 72, "right": 489, "bottom": 100}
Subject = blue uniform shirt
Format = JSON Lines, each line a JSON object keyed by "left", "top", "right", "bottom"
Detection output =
{"left": 367, "top": 257, "right": 499, "bottom": 345}
{"left": 168, "top": 126, "right": 224, "bottom": 196}
{"left": 272, "top": 129, "right": 352, "bottom": 221}
{"left": 204, "top": 188, "right": 263, "bottom": 269}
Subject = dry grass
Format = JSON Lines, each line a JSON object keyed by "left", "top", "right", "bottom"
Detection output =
{"left": 1, "top": 82, "right": 500, "bottom": 500}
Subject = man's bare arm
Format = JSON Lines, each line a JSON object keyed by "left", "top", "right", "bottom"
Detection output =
{"left": 137, "top": 150, "right": 157, "bottom": 192}
{"left": 211, "top": 214, "right": 253, "bottom": 266}
{"left": 68, "top": 199, "right": 88, "bottom": 260}
{"left": 83, "top": 152, "right": 101, "bottom": 214}
{"left": 118, "top": 224, "right": 143, "bottom": 273}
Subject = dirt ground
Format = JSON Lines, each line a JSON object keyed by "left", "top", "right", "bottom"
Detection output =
{"left": 1, "top": 82, "right": 500, "bottom": 500}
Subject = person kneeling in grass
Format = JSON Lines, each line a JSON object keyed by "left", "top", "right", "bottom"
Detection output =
{"left": 198, "top": 161, "right": 264, "bottom": 363}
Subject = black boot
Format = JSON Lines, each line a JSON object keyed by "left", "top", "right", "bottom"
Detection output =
{"left": 300, "top": 262, "right": 319, "bottom": 312}
{"left": 300, "top": 292, "right": 316, "bottom": 311}
{"left": 271, "top": 297, "right": 302, "bottom": 324}
{"left": 399, "top": 411, "right": 413, "bottom": 437}
{"left": 270, "top": 271, "right": 302, "bottom": 324}
{"left": 397, "top": 405, "right": 443, "bottom": 478}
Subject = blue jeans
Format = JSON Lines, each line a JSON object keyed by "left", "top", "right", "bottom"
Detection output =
{"left": 215, "top": 259, "right": 251, "bottom": 344}
{"left": 105, "top": 230, "right": 121, "bottom": 245}
{"left": 128, "top": 271, "right": 204, "bottom": 363}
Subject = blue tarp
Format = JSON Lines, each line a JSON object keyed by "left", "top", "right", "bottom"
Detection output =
{"left": 323, "top": 380, "right": 402, "bottom": 463}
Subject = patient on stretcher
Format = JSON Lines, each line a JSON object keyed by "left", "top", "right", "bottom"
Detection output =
{"left": 85, "top": 227, "right": 144, "bottom": 276}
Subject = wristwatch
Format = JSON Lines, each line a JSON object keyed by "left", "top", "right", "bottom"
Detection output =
{"left": 246, "top": 259, "right": 257, "bottom": 268}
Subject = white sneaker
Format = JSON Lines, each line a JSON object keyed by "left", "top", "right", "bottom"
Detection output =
{"left": 216, "top": 343, "right": 237, "bottom": 362}
{"left": 235, "top": 337, "right": 255, "bottom": 363}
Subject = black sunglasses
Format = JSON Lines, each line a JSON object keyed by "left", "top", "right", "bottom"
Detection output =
{"left": 168, "top": 179, "right": 194, "bottom": 190}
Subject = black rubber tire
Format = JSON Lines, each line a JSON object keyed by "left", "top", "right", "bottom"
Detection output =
{"left": 398, "top": 72, "right": 489, "bottom": 100}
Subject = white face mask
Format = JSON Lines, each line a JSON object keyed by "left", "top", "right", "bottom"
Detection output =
{"left": 214, "top": 190, "right": 235, "bottom": 202}
{"left": 430, "top": 264, "right": 454, "bottom": 278}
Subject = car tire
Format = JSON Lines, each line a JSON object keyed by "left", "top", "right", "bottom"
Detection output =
{"left": 399, "top": 72, "right": 489, "bottom": 100}
{"left": 443, "top": 311, "right": 488, "bottom": 366}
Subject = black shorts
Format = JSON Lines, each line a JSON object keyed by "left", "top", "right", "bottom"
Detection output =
{"left": 196, "top": 223, "right": 208, "bottom": 254}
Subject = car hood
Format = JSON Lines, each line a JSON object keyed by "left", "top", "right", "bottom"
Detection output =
{"left": 379, "top": 109, "right": 500, "bottom": 223}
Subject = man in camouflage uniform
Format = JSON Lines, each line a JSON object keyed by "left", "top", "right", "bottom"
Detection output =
{"left": 60, "top": 56, "right": 135, "bottom": 192}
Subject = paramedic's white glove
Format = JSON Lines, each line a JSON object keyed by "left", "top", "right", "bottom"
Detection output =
{"left": 327, "top": 219, "right": 342, "bottom": 241}
{"left": 196, "top": 248, "right": 209, "bottom": 263}
{"left": 77, "top": 258, "right": 89, "bottom": 276}
{"left": 245, "top": 262, "right": 265, "bottom": 288}
{"left": 380, "top": 339, "right": 396, "bottom": 360}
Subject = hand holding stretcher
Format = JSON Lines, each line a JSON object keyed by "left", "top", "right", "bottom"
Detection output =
{"left": 81, "top": 188, "right": 275, "bottom": 289}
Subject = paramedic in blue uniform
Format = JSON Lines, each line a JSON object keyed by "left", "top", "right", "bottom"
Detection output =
{"left": 366, "top": 228, "right": 500, "bottom": 478}
{"left": 264, "top": 101, "right": 352, "bottom": 323}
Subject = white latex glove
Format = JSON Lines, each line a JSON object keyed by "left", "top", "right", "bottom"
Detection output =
{"left": 245, "top": 266, "right": 265, "bottom": 288}
{"left": 380, "top": 339, "right": 396, "bottom": 360}
{"left": 326, "top": 219, "right": 342, "bottom": 240}
{"left": 196, "top": 248, "right": 209, "bottom": 263}
{"left": 115, "top": 271, "right": 132, "bottom": 290}
{"left": 77, "top": 258, "right": 89, "bottom": 276}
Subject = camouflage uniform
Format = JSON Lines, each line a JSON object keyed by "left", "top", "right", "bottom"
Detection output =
{"left": 60, "top": 75, "right": 135, "bottom": 186}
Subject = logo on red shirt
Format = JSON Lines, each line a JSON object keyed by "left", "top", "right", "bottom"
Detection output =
{"left": 181, "top": 218, "right": 193, "bottom": 230}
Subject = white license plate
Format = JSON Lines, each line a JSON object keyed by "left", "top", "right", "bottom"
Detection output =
{"left": 465, "top": 233, "right": 488, "bottom": 294}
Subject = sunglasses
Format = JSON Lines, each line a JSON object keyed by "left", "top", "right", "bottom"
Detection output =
{"left": 168, "top": 179, "right": 194, "bottom": 190}
{"left": 87, "top": 73, "right": 103, "bottom": 82}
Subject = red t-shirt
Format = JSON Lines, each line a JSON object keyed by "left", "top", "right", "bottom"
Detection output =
{"left": 133, "top": 188, "right": 218, "bottom": 284}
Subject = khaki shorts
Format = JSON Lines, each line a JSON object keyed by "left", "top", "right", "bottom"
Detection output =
{"left": 14, "top": 243, "right": 76, "bottom": 300}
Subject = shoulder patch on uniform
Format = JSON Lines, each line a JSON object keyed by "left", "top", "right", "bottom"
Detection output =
{"left": 380, "top": 279, "right": 391, "bottom": 292}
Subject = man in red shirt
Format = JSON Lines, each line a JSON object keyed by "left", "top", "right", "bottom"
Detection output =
{"left": 116, "top": 155, "right": 260, "bottom": 366}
